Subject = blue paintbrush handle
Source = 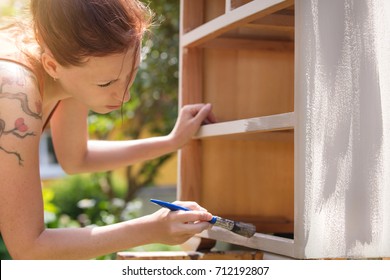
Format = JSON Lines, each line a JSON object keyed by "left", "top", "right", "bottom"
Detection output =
{"left": 150, "top": 199, "right": 190, "bottom": 211}
{"left": 150, "top": 199, "right": 217, "bottom": 224}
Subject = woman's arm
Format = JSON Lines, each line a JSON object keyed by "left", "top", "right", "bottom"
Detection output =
{"left": 50, "top": 97, "right": 215, "bottom": 174}
{"left": 0, "top": 63, "right": 46, "bottom": 259}
{"left": 32, "top": 206, "right": 211, "bottom": 259}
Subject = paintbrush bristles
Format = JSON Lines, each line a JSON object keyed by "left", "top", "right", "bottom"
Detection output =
{"left": 213, "top": 217, "right": 256, "bottom": 238}
{"left": 232, "top": 221, "right": 256, "bottom": 238}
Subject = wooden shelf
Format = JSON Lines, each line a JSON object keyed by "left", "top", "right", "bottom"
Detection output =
{"left": 181, "top": 0, "right": 294, "bottom": 48}
{"left": 194, "top": 112, "right": 294, "bottom": 139}
{"left": 179, "top": 0, "right": 296, "bottom": 259}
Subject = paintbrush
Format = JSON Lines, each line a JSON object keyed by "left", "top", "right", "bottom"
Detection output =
{"left": 150, "top": 199, "right": 256, "bottom": 238}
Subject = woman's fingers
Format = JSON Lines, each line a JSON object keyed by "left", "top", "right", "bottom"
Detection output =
{"left": 187, "top": 103, "right": 216, "bottom": 125}
{"left": 174, "top": 210, "right": 213, "bottom": 223}
{"left": 149, "top": 201, "right": 213, "bottom": 245}
{"left": 173, "top": 200, "right": 208, "bottom": 212}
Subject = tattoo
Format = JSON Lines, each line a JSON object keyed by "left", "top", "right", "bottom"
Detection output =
{"left": 0, "top": 91, "right": 42, "bottom": 119}
{"left": 0, "top": 146, "right": 23, "bottom": 166}
{"left": 0, "top": 62, "right": 42, "bottom": 166}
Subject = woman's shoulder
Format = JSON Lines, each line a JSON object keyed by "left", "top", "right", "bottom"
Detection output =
{"left": 0, "top": 59, "right": 41, "bottom": 98}
{"left": 0, "top": 60, "right": 43, "bottom": 166}
{"left": 0, "top": 61, "right": 43, "bottom": 137}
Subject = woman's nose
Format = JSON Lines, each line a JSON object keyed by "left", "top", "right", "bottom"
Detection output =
{"left": 113, "top": 89, "right": 129, "bottom": 103}
{"left": 112, "top": 82, "right": 129, "bottom": 101}
{"left": 121, "top": 89, "right": 131, "bottom": 103}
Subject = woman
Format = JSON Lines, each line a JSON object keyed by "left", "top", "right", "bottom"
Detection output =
{"left": 0, "top": 0, "right": 215, "bottom": 259}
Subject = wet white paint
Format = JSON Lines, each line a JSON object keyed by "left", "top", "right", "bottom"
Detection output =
{"left": 296, "top": 0, "right": 390, "bottom": 258}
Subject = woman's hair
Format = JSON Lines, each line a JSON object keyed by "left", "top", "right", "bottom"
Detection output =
{"left": 31, "top": 0, "right": 152, "bottom": 66}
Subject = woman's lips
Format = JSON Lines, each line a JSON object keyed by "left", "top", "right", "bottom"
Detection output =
{"left": 106, "top": 104, "right": 122, "bottom": 110}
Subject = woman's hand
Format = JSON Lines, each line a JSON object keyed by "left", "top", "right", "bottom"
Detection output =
{"left": 169, "top": 103, "right": 216, "bottom": 149}
{"left": 146, "top": 201, "right": 213, "bottom": 245}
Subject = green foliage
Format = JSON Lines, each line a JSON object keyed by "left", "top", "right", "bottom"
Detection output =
{"left": 0, "top": 0, "right": 29, "bottom": 21}
{"left": 47, "top": 175, "right": 138, "bottom": 226}
{"left": 44, "top": 174, "right": 145, "bottom": 259}
{"left": 44, "top": 174, "right": 180, "bottom": 259}
{"left": 129, "top": 243, "right": 181, "bottom": 252}
{"left": 0, "top": 235, "right": 12, "bottom": 260}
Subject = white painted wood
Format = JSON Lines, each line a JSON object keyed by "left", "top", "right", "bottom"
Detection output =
{"left": 295, "top": 0, "right": 390, "bottom": 259}
{"left": 198, "top": 227, "right": 295, "bottom": 258}
{"left": 225, "top": 0, "right": 232, "bottom": 13}
{"left": 194, "top": 112, "right": 294, "bottom": 139}
{"left": 181, "top": 0, "right": 293, "bottom": 48}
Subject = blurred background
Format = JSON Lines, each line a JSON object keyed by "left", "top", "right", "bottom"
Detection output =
{"left": 0, "top": 0, "right": 181, "bottom": 259}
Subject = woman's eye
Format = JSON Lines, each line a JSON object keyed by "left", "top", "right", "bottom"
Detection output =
{"left": 98, "top": 81, "right": 113, "bottom": 88}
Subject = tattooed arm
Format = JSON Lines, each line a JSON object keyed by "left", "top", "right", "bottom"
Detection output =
{"left": 0, "top": 62, "right": 46, "bottom": 258}
{"left": 0, "top": 63, "right": 42, "bottom": 165}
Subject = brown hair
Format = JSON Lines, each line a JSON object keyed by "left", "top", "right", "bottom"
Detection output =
{"left": 31, "top": 0, "right": 152, "bottom": 66}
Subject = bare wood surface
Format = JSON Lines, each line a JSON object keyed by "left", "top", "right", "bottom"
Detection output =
{"left": 201, "top": 137, "right": 294, "bottom": 221}
{"left": 178, "top": 46, "right": 203, "bottom": 202}
{"left": 181, "top": 0, "right": 204, "bottom": 34}
{"left": 201, "top": 38, "right": 294, "bottom": 51}
{"left": 203, "top": 48, "right": 294, "bottom": 122}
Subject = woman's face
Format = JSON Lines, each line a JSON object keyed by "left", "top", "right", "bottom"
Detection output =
{"left": 56, "top": 47, "right": 140, "bottom": 114}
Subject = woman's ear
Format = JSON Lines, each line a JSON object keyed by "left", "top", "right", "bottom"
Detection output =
{"left": 41, "top": 52, "right": 61, "bottom": 80}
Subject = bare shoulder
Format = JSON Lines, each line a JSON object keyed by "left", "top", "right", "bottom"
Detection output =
{"left": 0, "top": 60, "right": 43, "bottom": 166}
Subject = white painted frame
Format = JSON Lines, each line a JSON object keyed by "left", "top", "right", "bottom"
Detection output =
{"left": 181, "top": 0, "right": 294, "bottom": 48}
{"left": 194, "top": 112, "right": 294, "bottom": 139}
